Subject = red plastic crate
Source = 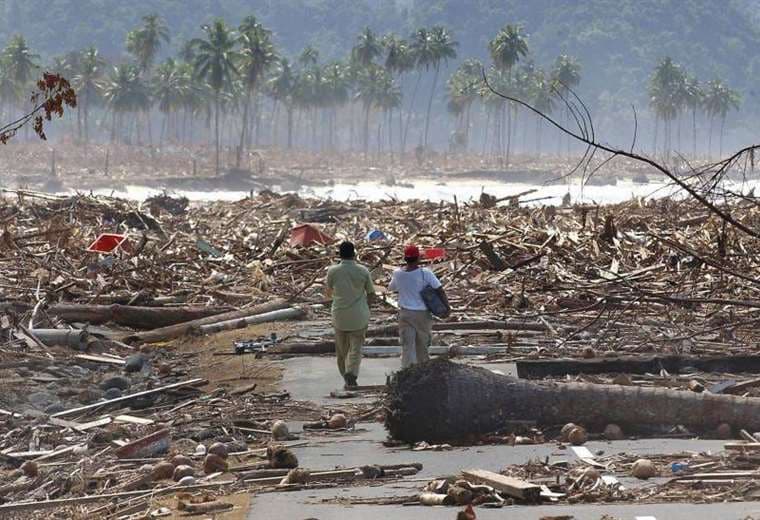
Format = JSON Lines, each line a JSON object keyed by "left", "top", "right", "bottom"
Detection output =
{"left": 86, "top": 233, "right": 128, "bottom": 253}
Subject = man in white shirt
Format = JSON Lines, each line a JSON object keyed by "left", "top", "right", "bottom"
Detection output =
{"left": 388, "top": 244, "right": 450, "bottom": 368}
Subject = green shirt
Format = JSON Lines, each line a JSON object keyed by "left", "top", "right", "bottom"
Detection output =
{"left": 327, "top": 260, "right": 375, "bottom": 331}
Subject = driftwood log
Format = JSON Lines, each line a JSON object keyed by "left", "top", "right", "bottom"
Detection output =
{"left": 44, "top": 303, "right": 231, "bottom": 329}
{"left": 386, "top": 359, "right": 760, "bottom": 442}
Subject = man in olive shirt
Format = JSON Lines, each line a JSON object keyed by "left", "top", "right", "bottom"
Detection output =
{"left": 326, "top": 241, "right": 375, "bottom": 388}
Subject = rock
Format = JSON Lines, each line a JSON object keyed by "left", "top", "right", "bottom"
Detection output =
{"left": 100, "top": 375, "right": 130, "bottom": 391}
{"left": 271, "top": 420, "right": 289, "bottom": 441}
{"left": 267, "top": 445, "right": 298, "bottom": 469}
{"left": 208, "top": 442, "right": 228, "bottom": 459}
{"left": 631, "top": 459, "right": 657, "bottom": 479}
{"left": 716, "top": 423, "right": 733, "bottom": 439}
{"left": 280, "top": 468, "right": 310, "bottom": 485}
{"left": 177, "top": 475, "right": 196, "bottom": 486}
{"left": 327, "top": 414, "right": 347, "bottom": 429}
{"left": 225, "top": 440, "right": 248, "bottom": 454}
{"left": 203, "top": 453, "right": 228, "bottom": 474}
{"left": 170, "top": 455, "right": 193, "bottom": 468}
{"left": 603, "top": 424, "right": 624, "bottom": 441}
{"left": 568, "top": 426, "right": 588, "bottom": 446}
{"left": 104, "top": 387, "right": 123, "bottom": 400}
{"left": 28, "top": 391, "right": 58, "bottom": 410}
{"left": 151, "top": 461, "right": 175, "bottom": 480}
{"left": 194, "top": 444, "right": 207, "bottom": 456}
{"left": 20, "top": 461, "right": 38, "bottom": 477}
{"left": 124, "top": 354, "right": 146, "bottom": 373}
{"left": 128, "top": 395, "right": 156, "bottom": 410}
{"left": 560, "top": 423, "right": 578, "bottom": 442}
{"left": 44, "top": 403, "right": 65, "bottom": 415}
{"left": 172, "top": 465, "right": 194, "bottom": 481}
{"left": 157, "top": 363, "right": 171, "bottom": 375}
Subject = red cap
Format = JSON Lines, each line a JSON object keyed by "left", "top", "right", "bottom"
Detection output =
{"left": 403, "top": 244, "right": 420, "bottom": 259}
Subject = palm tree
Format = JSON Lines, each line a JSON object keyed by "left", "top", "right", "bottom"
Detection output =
{"left": 355, "top": 64, "right": 389, "bottom": 155}
{"left": 2, "top": 35, "right": 39, "bottom": 131}
{"left": 550, "top": 54, "right": 581, "bottom": 155}
{"left": 103, "top": 64, "right": 151, "bottom": 143}
{"left": 191, "top": 19, "right": 239, "bottom": 174}
{"left": 529, "top": 68, "right": 555, "bottom": 155}
{"left": 447, "top": 59, "right": 481, "bottom": 152}
{"left": 680, "top": 75, "right": 703, "bottom": 158}
{"left": 268, "top": 57, "right": 295, "bottom": 148}
{"left": 126, "top": 14, "right": 170, "bottom": 74}
{"left": 411, "top": 26, "right": 458, "bottom": 149}
{"left": 383, "top": 34, "right": 414, "bottom": 154}
{"left": 298, "top": 46, "right": 319, "bottom": 68}
{"left": 703, "top": 79, "right": 741, "bottom": 157}
{"left": 649, "top": 57, "right": 684, "bottom": 156}
{"left": 352, "top": 27, "right": 382, "bottom": 67}
{"left": 153, "top": 58, "right": 189, "bottom": 144}
{"left": 489, "top": 25, "right": 528, "bottom": 163}
{"left": 236, "top": 19, "right": 277, "bottom": 165}
{"left": 73, "top": 47, "right": 106, "bottom": 144}
{"left": 321, "top": 61, "right": 349, "bottom": 149}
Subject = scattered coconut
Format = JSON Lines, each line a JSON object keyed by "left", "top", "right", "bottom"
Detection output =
{"left": 568, "top": 426, "right": 588, "bottom": 446}
{"left": 582, "top": 347, "right": 596, "bottom": 359}
{"left": 603, "top": 423, "right": 624, "bottom": 440}
{"left": 560, "top": 423, "right": 578, "bottom": 442}
{"left": 20, "top": 461, "right": 38, "bottom": 478}
{"left": 177, "top": 475, "right": 196, "bottom": 486}
{"left": 267, "top": 444, "right": 299, "bottom": 469}
{"left": 327, "top": 414, "right": 347, "bottom": 429}
{"left": 203, "top": 453, "right": 228, "bottom": 474}
{"left": 271, "top": 420, "right": 289, "bottom": 441}
{"left": 716, "top": 423, "right": 733, "bottom": 439}
{"left": 194, "top": 444, "right": 207, "bottom": 456}
{"left": 208, "top": 442, "right": 229, "bottom": 459}
{"left": 170, "top": 455, "right": 193, "bottom": 468}
{"left": 152, "top": 461, "right": 175, "bottom": 480}
{"left": 280, "top": 468, "right": 310, "bottom": 485}
{"left": 447, "top": 485, "right": 474, "bottom": 506}
{"left": 173, "top": 465, "right": 195, "bottom": 482}
{"left": 631, "top": 458, "right": 657, "bottom": 479}
{"left": 611, "top": 374, "right": 633, "bottom": 386}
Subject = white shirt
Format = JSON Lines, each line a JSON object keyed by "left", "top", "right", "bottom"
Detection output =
{"left": 388, "top": 267, "right": 442, "bottom": 311}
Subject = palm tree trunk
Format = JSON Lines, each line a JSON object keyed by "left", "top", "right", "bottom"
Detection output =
{"left": 237, "top": 90, "right": 251, "bottom": 168}
{"left": 653, "top": 117, "right": 658, "bottom": 156}
{"left": 286, "top": 105, "right": 293, "bottom": 149}
{"left": 708, "top": 117, "right": 714, "bottom": 159}
{"left": 720, "top": 114, "right": 726, "bottom": 157}
{"left": 402, "top": 71, "right": 423, "bottom": 154}
{"left": 363, "top": 103, "right": 371, "bottom": 156}
{"left": 423, "top": 63, "right": 440, "bottom": 149}
{"left": 214, "top": 91, "right": 221, "bottom": 175}
{"left": 387, "top": 360, "right": 760, "bottom": 442}
{"left": 692, "top": 107, "right": 697, "bottom": 158}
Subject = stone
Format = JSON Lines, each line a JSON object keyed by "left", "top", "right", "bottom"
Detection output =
{"left": 225, "top": 440, "right": 247, "bottom": 454}
{"left": 172, "top": 465, "right": 194, "bottom": 481}
{"left": 207, "top": 442, "right": 228, "bottom": 459}
{"left": 28, "top": 391, "right": 58, "bottom": 410}
{"left": 104, "top": 387, "right": 123, "bottom": 400}
{"left": 177, "top": 475, "right": 196, "bottom": 486}
{"left": 44, "top": 403, "right": 65, "bottom": 415}
{"left": 603, "top": 424, "right": 625, "bottom": 441}
{"left": 716, "top": 423, "right": 733, "bottom": 439}
{"left": 203, "top": 453, "right": 228, "bottom": 474}
{"left": 124, "top": 354, "right": 146, "bottom": 373}
{"left": 100, "top": 375, "right": 130, "bottom": 391}
{"left": 77, "top": 387, "right": 104, "bottom": 404}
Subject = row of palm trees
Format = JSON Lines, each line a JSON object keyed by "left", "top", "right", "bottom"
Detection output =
{"left": 0, "top": 15, "right": 744, "bottom": 167}
{"left": 649, "top": 57, "right": 740, "bottom": 157}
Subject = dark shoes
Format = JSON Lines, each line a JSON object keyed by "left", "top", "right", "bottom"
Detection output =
{"left": 343, "top": 373, "right": 358, "bottom": 389}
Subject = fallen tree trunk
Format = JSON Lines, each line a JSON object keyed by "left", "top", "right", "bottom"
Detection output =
{"left": 124, "top": 299, "right": 289, "bottom": 344}
{"left": 45, "top": 303, "right": 232, "bottom": 329}
{"left": 386, "top": 359, "right": 760, "bottom": 442}
{"left": 516, "top": 354, "right": 760, "bottom": 379}
{"left": 198, "top": 307, "right": 306, "bottom": 335}
{"left": 30, "top": 329, "right": 88, "bottom": 350}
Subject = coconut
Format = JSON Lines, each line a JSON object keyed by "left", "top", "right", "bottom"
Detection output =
{"left": 568, "top": 426, "right": 588, "bottom": 446}
{"left": 631, "top": 458, "right": 657, "bottom": 479}
{"left": 177, "top": 475, "right": 196, "bottom": 486}
{"left": 267, "top": 444, "right": 299, "bottom": 469}
{"left": 582, "top": 347, "right": 596, "bottom": 359}
{"left": 20, "top": 461, "right": 38, "bottom": 478}
{"left": 203, "top": 453, "right": 228, "bottom": 474}
{"left": 611, "top": 374, "right": 633, "bottom": 386}
{"left": 271, "top": 420, "right": 289, "bottom": 441}
{"left": 603, "top": 423, "right": 624, "bottom": 440}
{"left": 716, "top": 423, "right": 733, "bottom": 439}
{"left": 280, "top": 468, "right": 310, "bottom": 485}
{"left": 207, "top": 442, "right": 229, "bottom": 459}
{"left": 151, "top": 461, "right": 175, "bottom": 480}
{"left": 172, "top": 465, "right": 195, "bottom": 481}
{"left": 327, "top": 414, "right": 347, "bottom": 429}
{"left": 170, "top": 454, "right": 193, "bottom": 468}
{"left": 560, "top": 423, "right": 578, "bottom": 442}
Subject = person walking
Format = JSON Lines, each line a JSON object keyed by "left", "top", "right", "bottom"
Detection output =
{"left": 388, "top": 244, "right": 450, "bottom": 368}
{"left": 326, "top": 241, "right": 375, "bottom": 388}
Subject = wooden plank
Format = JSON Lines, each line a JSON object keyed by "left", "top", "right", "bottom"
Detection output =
{"left": 0, "top": 408, "right": 22, "bottom": 418}
{"left": 75, "top": 354, "right": 125, "bottom": 365}
{"left": 114, "top": 415, "right": 154, "bottom": 425}
{"left": 725, "top": 442, "right": 760, "bottom": 451}
{"left": 244, "top": 469, "right": 357, "bottom": 485}
{"left": 461, "top": 469, "right": 540, "bottom": 501}
{"left": 50, "top": 379, "right": 204, "bottom": 418}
